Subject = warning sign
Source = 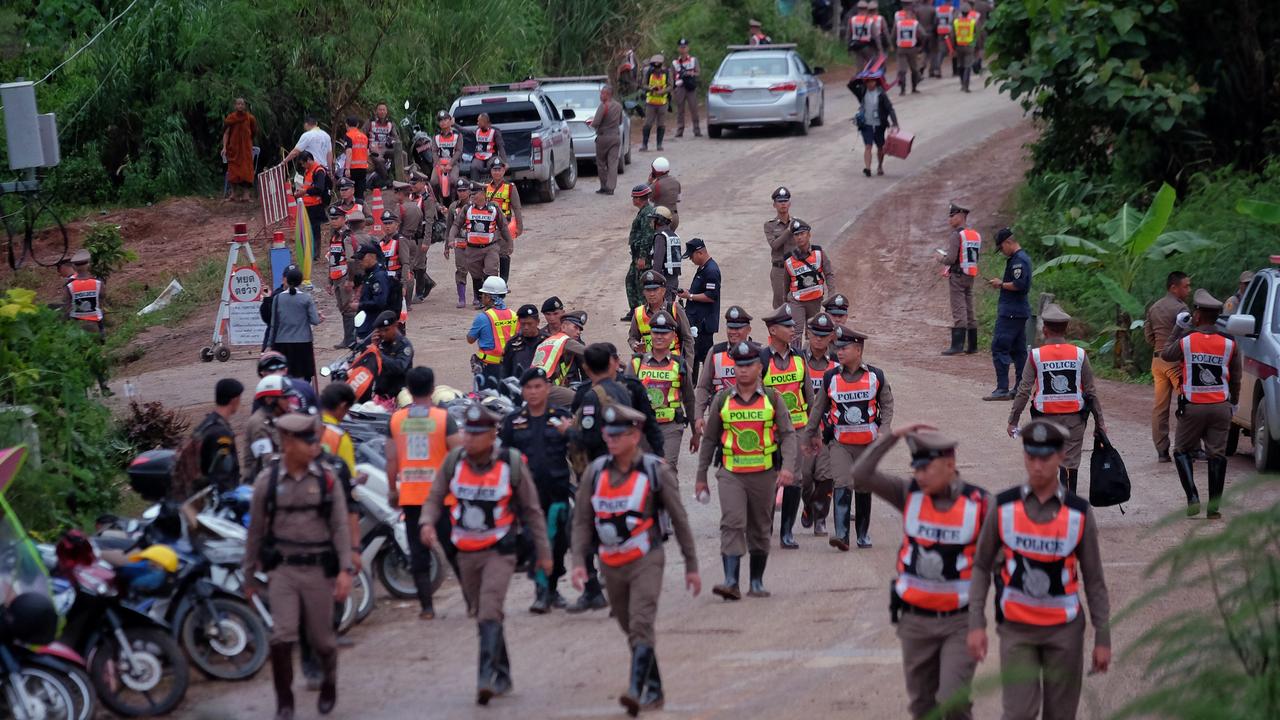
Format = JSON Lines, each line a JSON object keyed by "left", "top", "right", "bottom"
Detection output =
{"left": 228, "top": 301, "right": 267, "bottom": 346}
{"left": 230, "top": 266, "right": 264, "bottom": 302}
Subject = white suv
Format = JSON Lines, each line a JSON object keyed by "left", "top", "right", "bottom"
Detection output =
{"left": 1221, "top": 267, "right": 1280, "bottom": 470}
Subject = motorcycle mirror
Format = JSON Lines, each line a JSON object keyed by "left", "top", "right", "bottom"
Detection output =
{"left": 354, "top": 311, "right": 367, "bottom": 327}
{"left": 320, "top": 365, "right": 332, "bottom": 378}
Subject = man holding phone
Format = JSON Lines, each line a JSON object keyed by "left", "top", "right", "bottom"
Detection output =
{"left": 983, "top": 228, "right": 1032, "bottom": 401}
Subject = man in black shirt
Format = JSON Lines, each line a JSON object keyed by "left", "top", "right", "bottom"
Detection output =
{"left": 677, "top": 238, "right": 721, "bottom": 384}
{"left": 984, "top": 228, "right": 1033, "bottom": 401}
{"left": 499, "top": 368, "right": 575, "bottom": 613}
{"left": 196, "top": 379, "right": 243, "bottom": 493}
{"left": 501, "top": 304, "right": 548, "bottom": 380}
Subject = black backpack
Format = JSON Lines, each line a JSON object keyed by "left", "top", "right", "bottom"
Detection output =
{"left": 1088, "top": 431, "right": 1130, "bottom": 509}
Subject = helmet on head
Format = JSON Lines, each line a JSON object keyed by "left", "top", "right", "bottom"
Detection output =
{"left": 255, "top": 375, "right": 294, "bottom": 400}
{"left": 652, "top": 206, "right": 674, "bottom": 223}
{"left": 651, "top": 157, "right": 670, "bottom": 173}
{"left": 480, "top": 277, "right": 509, "bottom": 296}
{"left": 258, "top": 350, "right": 288, "bottom": 375}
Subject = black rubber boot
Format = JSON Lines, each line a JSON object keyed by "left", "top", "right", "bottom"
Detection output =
{"left": 619, "top": 643, "right": 651, "bottom": 716}
{"left": 854, "top": 492, "right": 873, "bottom": 548}
{"left": 656, "top": 127, "right": 665, "bottom": 151}
{"left": 641, "top": 128, "right": 651, "bottom": 151}
{"left": 1206, "top": 456, "right": 1226, "bottom": 518}
{"left": 270, "top": 643, "right": 295, "bottom": 720}
{"left": 712, "top": 554, "right": 742, "bottom": 600}
{"left": 567, "top": 559, "right": 609, "bottom": 612}
{"left": 413, "top": 572, "right": 435, "bottom": 619}
{"left": 499, "top": 255, "right": 511, "bottom": 282}
{"left": 830, "top": 488, "right": 852, "bottom": 551}
{"left": 1174, "top": 452, "right": 1201, "bottom": 516}
{"left": 965, "top": 328, "right": 978, "bottom": 354}
{"left": 476, "top": 621, "right": 499, "bottom": 705}
{"left": 941, "top": 327, "right": 964, "bottom": 356}
{"left": 492, "top": 623, "right": 512, "bottom": 696}
{"left": 641, "top": 648, "right": 664, "bottom": 710}
{"left": 747, "top": 553, "right": 770, "bottom": 598}
{"left": 529, "top": 583, "right": 551, "bottom": 614}
{"left": 779, "top": 486, "right": 800, "bottom": 549}
{"left": 317, "top": 651, "right": 337, "bottom": 715}
{"left": 1066, "top": 469, "right": 1079, "bottom": 496}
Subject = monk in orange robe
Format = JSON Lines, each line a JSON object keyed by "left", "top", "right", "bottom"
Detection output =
{"left": 222, "top": 97, "right": 258, "bottom": 201}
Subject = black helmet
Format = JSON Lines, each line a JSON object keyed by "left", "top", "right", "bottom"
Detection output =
{"left": 1, "top": 592, "right": 59, "bottom": 645}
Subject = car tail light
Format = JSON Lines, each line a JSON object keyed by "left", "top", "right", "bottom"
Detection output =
{"left": 532, "top": 136, "right": 544, "bottom": 164}
{"left": 1247, "top": 357, "right": 1279, "bottom": 381}
{"left": 769, "top": 82, "right": 798, "bottom": 92}
{"left": 709, "top": 84, "right": 735, "bottom": 94}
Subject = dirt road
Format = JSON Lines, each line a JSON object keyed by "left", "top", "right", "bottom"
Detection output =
{"left": 145, "top": 74, "right": 1268, "bottom": 720}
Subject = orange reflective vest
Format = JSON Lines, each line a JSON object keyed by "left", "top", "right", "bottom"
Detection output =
{"left": 448, "top": 455, "right": 516, "bottom": 552}
{"left": 435, "top": 131, "right": 459, "bottom": 160}
{"left": 996, "top": 490, "right": 1087, "bottom": 626}
{"left": 474, "top": 128, "right": 496, "bottom": 162}
{"left": 532, "top": 332, "right": 572, "bottom": 379}
{"left": 464, "top": 204, "right": 499, "bottom": 246}
{"left": 633, "top": 304, "right": 684, "bottom": 356}
{"left": 302, "top": 164, "right": 324, "bottom": 207}
{"left": 896, "top": 18, "right": 919, "bottom": 48}
{"left": 391, "top": 405, "right": 450, "bottom": 506}
{"left": 785, "top": 248, "right": 827, "bottom": 303}
{"left": 592, "top": 464, "right": 658, "bottom": 567}
{"left": 1031, "top": 344, "right": 1085, "bottom": 414}
{"left": 720, "top": 392, "right": 779, "bottom": 473}
{"left": 895, "top": 481, "right": 988, "bottom": 612}
{"left": 825, "top": 368, "right": 880, "bottom": 445}
{"left": 958, "top": 228, "right": 981, "bottom": 277}
{"left": 476, "top": 307, "right": 517, "bottom": 365}
{"left": 368, "top": 120, "right": 394, "bottom": 149}
{"left": 346, "top": 128, "right": 369, "bottom": 170}
{"left": 850, "top": 13, "right": 874, "bottom": 42}
{"left": 1181, "top": 333, "right": 1233, "bottom": 404}
{"left": 380, "top": 235, "right": 402, "bottom": 273}
{"left": 328, "top": 233, "right": 349, "bottom": 281}
{"left": 763, "top": 351, "right": 809, "bottom": 428}
{"left": 936, "top": 4, "right": 955, "bottom": 34}
{"left": 708, "top": 348, "right": 737, "bottom": 393}
{"left": 953, "top": 16, "right": 976, "bottom": 46}
{"left": 67, "top": 278, "right": 103, "bottom": 322}
{"left": 632, "top": 354, "right": 684, "bottom": 423}
{"left": 486, "top": 181, "right": 519, "bottom": 238}
{"left": 806, "top": 352, "right": 834, "bottom": 397}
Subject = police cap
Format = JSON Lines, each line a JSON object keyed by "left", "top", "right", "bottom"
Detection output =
{"left": 602, "top": 404, "right": 646, "bottom": 435}
{"left": 748, "top": 18, "right": 763, "bottom": 27}
{"left": 762, "top": 304, "right": 796, "bottom": 327}
{"left": 517, "top": 303, "right": 539, "bottom": 319}
{"left": 1193, "top": 288, "right": 1223, "bottom": 311}
{"left": 327, "top": 205, "right": 346, "bottom": 219}
{"left": 631, "top": 184, "right": 653, "bottom": 198}
{"left": 381, "top": 209, "right": 398, "bottom": 223}
{"left": 276, "top": 413, "right": 321, "bottom": 442}
{"left": 391, "top": 180, "right": 411, "bottom": 191}
{"left": 337, "top": 177, "right": 355, "bottom": 190}
{"left": 436, "top": 110, "right": 452, "bottom": 121}
{"left": 678, "top": 38, "right": 689, "bottom": 47}
{"left": 771, "top": 186, "right": 792, "bottom": 202}
{"left": 354, "top": 242, "right": 379, "bottom": 258}
{"left": 462, "top": 403, "right": 501, "bottom": 433}
{"left": 790, "top": 219, "right": 812, "bottom": 234}
{"left": 70, "top": 249, "right": 92, "bottom": 265}
{"left": 1240, "top": 270, "right": 1256, "bottom": 285}
{"left": 541, "top": 296, "right": 564, "bottom": 313}
{"left": 807, "top": 312, "right": 836, "bottom": 336}
{"left": 948, "top": 202, "right": 970, "bottom": 216}
{"left": 728, "top": 341, "right": 763, "bottom": 365}
{"left": 906, "top": 430, "right": 957, "bottom": 468}
{"left": 1041, "top": 304, "right": 1071, "bottom": 324}
{"left": 824, "top": 294, "right": 851, "bottom": 316}
{"left": 520, "top": 366, "right": 549, "bottom": 386}
{"left": 724, "top": 305, "right": 752, "bottom": 328}
{"left": 1021, "top": 420, "right": 1068, "bottom": 457}
{"left": 374, "top": 310, "right": 399, "bottom": 328}
{"left": 456, "top": 179, "right": 472, "bottom": 193}
{"left": 562, "top": 310, "right": 588, "bottom": 328}
{"left": 489, "top": 157, "right": 506, "bottom": 170}
{"left": 641, "top": 270, "right": 667, "bottom": 289}
{"left": 648, "top": 310, "right": 676, "bottom": 333}
{"left": 832, "top": 326, "right": 868, "bottom": 347}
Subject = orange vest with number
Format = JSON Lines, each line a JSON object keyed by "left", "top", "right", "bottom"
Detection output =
{"left": 346, "top": 128, "right": 369, "bottom": 169}
{"left": 936, "top": 4, "right": 954, "bottom": 34}
{"left": 895, "top": 481, "right": 987, "bottom": 612}
{"left": 476, "top": 307, "right": 517, "bottom": 364}
{"left": 391, "top": 405, "right": 450, "bottom": 507}
{"left": 474, "top": 128, "right": 496, "bottom": 162}
{"left": 825, "top": 368, "right": 880, "bottom": 445}
{"left": 896, "top": 17, "right": 919, "bottom": 48}
{"left": 302, "top": 163, "right": 324, "bottom": 206}
{"left": 67, "top": 278, "right": 103, "bottom": 322}
{"left": 1181, "top": 333, "right": 1233, "bottom": 404}
{"left": 448, "top": 454, "right": 515, "bottom": 552}
{"left": 1031, "top": 344, "right": 1085, "bottom": 414}
{"left": 996, "top": 490, "right": 1087, "bottom": 626}
{"left": 592, "top": 464, "right": 657, "bottom": 567}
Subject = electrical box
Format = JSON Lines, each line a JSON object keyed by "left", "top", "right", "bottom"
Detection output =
{"left": 38, "top": 114, "right": 60, "bottom": 168}
{"left": 1, "top": 82, "right": 46, "bottom": 170}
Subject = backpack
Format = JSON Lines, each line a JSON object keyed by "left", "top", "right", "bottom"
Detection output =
{"left": 385, "top": 272, "right": 403, "bottom": 316}
{"left": 1088, "top": 431, "right": 1130, "bottom": 510}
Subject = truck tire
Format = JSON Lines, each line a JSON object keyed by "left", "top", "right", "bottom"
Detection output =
{"left": 556, "top": 150, "right": 578, "bottom": 190}
{"left": 707, "top": 125, "right": 723, "bottom": 139}
{"left": 1253, "top": 400, "right": 1280, "bottom": 472}
{"left": 537, "top": 159, "right": 558, "bottom": 203}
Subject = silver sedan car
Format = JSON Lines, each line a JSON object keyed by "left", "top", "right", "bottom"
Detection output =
{"left": 540, "top": 77, "right": 633, "bottom": 172}
{"left": 706, "top": 44, "right": 826, "bottom": 138}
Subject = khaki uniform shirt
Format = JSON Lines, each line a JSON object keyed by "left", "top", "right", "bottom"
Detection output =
{"left": 695, "top": 387, "right": 800, "bottom": 483}
{"left": 242, "top": 408, "right": 280, "bottom": 483}
{"left": 592, "top": 100, "right": 625, "bottom": 136}
{"left": 764, "top": 216, "right": 797, "bottom": 264}
{"left": 649, "top": 175, "right": 681, "bottom": 216}
{"left": 1008, "top": 340, "right": 1105, "bottom": 426}
{"left": 242, "top": 460, "right": 352, "bottom": 575}
{"left": 1144, "top": 292, "right": 1187, "bottom": 353}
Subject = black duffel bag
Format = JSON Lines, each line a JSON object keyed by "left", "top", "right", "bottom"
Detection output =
{"left": 1089, "top": 430, "right": 1131, "bottom": 509}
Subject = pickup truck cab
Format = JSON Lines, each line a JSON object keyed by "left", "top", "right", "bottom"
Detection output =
{"left": 449, "top": 80, "right": 578, "bottom": 203}
{"left": 1219, "top": 264, "right": 1280, "bottom": 470}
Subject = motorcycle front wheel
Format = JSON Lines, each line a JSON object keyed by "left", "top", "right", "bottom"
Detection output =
{"left": 1, "top": 665, "right": 77, "bottom": 720}
{"left": 179, "top": 598, "right": 269, "bottom": 681}
{"left": 353, "top": 569, "right": 375, "bottom": 623}
{"left": 89, "top": 627, "right": 189, "bottom": 717}
{"left": 23, "top": 656, "right": 95, "bottom": 720}
{"left": 375, "top": 545, "right": 417, "bottom": 600}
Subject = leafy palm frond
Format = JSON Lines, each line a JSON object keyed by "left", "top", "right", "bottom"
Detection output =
{"left": 1032, "top": 253, "right": 1101, "bottom": 274}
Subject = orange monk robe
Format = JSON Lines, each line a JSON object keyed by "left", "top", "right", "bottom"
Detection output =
{"left": 223, "top": 110, "right": 258, "bottom": 185}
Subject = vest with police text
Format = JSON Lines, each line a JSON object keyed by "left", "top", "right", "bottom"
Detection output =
{"left": 720, "top": 392, "right": 779, "bottom": 473}
{"left": 895, "top": 481, "right": 987, "bottom": 612}
{"left": 1180, "top": 333, "right": 1233, "bottom": 404}
{"left": 1031, "top": 344, "right": 1085, "bottom": 415}
{"left": 825, "top": 367, "right": 880, "bottom": 445}
{"left": 449, "top": 454, "right": 515, "bottom": 552}
{"left": 995, "top": 489, "right": 1087, "bottom": 626}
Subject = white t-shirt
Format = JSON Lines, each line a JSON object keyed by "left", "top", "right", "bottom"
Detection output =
{"left": 294, "top": 127, "right": 333, "bottom": 169}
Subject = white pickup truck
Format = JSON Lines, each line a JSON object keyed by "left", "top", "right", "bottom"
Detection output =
{"left": 1219, "top": 265, "right": 1280, "bottom": 470}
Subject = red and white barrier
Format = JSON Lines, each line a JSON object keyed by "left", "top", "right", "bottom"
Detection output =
{"left": 258, "top": 162, "right": 290, "bottom": 227}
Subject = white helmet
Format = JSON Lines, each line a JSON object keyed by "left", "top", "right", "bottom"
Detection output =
{"left": 651, "top": 157, "right": 670, "bottom": 174}
{"left": 255, "top": 374, "right": 292, "bottom": 400}
{"left": 480, "top": 276, "right": 509, "bottom": 295}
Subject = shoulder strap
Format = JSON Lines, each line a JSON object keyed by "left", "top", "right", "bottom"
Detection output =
{"left": 1063, "top": 493, "right": 1090, "bottom": 514}
{"left": 641, "top": 453, "right": 665, "bottom": 510}
{"left": 994, "top": 487, "right": 1022, "bottom": 506}
{"left": 506, "top": 448, "right": 524, "bottom": 489}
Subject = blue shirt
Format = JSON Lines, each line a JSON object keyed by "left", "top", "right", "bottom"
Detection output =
{"left": 468, "top": 297, "right": 508, "bottom": 350}
{"left": 685, "top": 257, "right": 722, "bottom": 333}
{"left": 998, "top": 248, "right": 1033, "bottom": 318}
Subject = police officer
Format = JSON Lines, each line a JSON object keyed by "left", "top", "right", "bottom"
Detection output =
{"left": 468, "top": 113, "right": 508, "bottom": 181}
{"left": 444, "top": 180, "right": 475, "bottom": 308}
{"left": 640, "top": 55, "right": 672, "bottom": 152}
{"left": 420, "top": 403, "right": 551, "bottom": 706}
{"left": 589, "top": 85, "right": 625, "bottom": 194}
{"left": 648, "top": 158, "right": 681, "bottom": 231}
{"left": 541, "top": 296, "right": 566, "bottom": 337}
{"left": 894, "top": 1, "right": 924, "bottom": 95}
{"left": 805, "top": 325, "right": 894, "bottom": 550}
{"left": 386, "top": 367, "right": 461, "bottom": 620}
{"left": 500, "top": 367, "right": 575, "bottom": 613}
{"left": 244, "top": 376, "right": 294, "bottom": 483}
{"left": 984, "top": 228, "right": 1032, "bottom": 401}
{"left": 431, "top": 111, "right": 463, "bottom": 200}
{"left": 243, "top": 413, "right": 353, "bottom": 720}
{"left": 1145, "top": 271, "right": 1191, "bottom": 461}
{"left": 824, "top": 293, "right": 852, "bottom": 326}
{"left": 783, "top": 221, "right": 837, "bottom": 347}
{"left": 847, "top": 0, "right": 882, "bottom": 65}
{"left": 764, "top": 187, "right": 799, "bottom": 308}
{"left": 630, "top": 310, "right": 695, "bottom": 480}
{"left": 672, "top": 39, "right": 701, "bottom": 138}
{"left": 396, "top": 180, "right": 436, "bottom": 303}
{"left": 696, "top": 341, "right": 798, "bottom": 599}
{"left": 354, "top": 240, "right": 390, "bottom": 338}
{"left": 485, "top": 159, "right": 523, "bottom": 282}
{"left": 649, "top": 208, "right": 681, "bottom": 300}
{"left": 1222, "top": 270, "right": 1254, "bottom": 315}
{"left": 677, "top": 238, "right": 721, "bottom": 383}
{"left": 65, "top": 249, "right": 106, "bottom": 336}
{"left": 851, "top": 424, "right": 988, "bottom": 720}
{"left": 693, "top": 306, "right": 755, "bottom": 422}
{"left": 629, "top": 270, "right": 693, "bottom": 358}
{"left": 952, "top": 1, "right": 978, "bottom": 92}
{"left": 378, "top": 209, "right": 417, "bottom": 309}
{"left": 467, "top": 277, "right": 516, "bottom": 380}
{"left": 1161, "top": 289, "right": 1241, "bottom": 518}
{"left": 939, "top": 203, "right": 980, "bottom": 356}
{"left": 747, "top": 18, "right": 772, "bottom": 44}
{"left": 966, "top": 420, "right": 1112, "bottom": 720}
{"left": 451, "top": 185, "right": 513, "bottom": 302}
{"left": 571, "top": 404, "right": 700, "bottom": 715}
{"left": 625, "top": 184, "right": 657, "bottom": 316}
{"left": 323, "top": 207, "right": 358, "bottom": 348}
{"left": 501, "top": 304, "right": 548, "bottom": 380}
{"left": 760, "top": 304, "right": 814, "bottom": 549}
{"left": 371, "top": 311, "right": 415, "bottom": 396}
{"left": 799, "top": 313, "right": 837, "bottom": 537}
{"left": 1007, "top": 304, "right": 1106, "bottom": 495}
{"left": 532, "top": 310, "right": 590, "bottom": 390}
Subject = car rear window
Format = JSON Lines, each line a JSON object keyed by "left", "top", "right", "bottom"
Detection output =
{"left": 452, "top": 101, "right": 541, "bottom": 126}
{"left": 543, "top": 89, "right": 600, "bottom": 113}
{"left": 719, "top": 56, "right": 790, "bottom": 78}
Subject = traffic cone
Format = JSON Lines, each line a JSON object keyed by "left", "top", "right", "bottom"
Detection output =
{"left": 285, "top": 188, "right": 297, "bottom": 229}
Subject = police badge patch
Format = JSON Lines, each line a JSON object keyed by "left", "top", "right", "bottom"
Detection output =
{"left": 1012, "top": 266, "right": 1023, "bottom": 280}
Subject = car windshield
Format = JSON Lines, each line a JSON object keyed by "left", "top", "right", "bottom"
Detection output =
{"left": 453, "top": 101, "right": 541, "bottom": 126}
{"left": 543, "top": 89, "right": 600, "bottom": 115}
{"left": 719, "top": 56, "right": 790, "bottom": 78}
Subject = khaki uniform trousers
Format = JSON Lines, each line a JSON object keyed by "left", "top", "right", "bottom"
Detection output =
{"left": 267, "top": 565, "right": 337, "bottom": 654}
{"left": 789, "top": 298, "right": 825, "bottom": 350}
{"left": 659, "top": 422, "right": 685, "bottom": 481}
{"left": 948, "top": 273, "right": 976, "bottom": 329}
{"left": 1037, "top": 412, "right": 1087, "bottom": 470}
{"left": 1174, "top": 401, "right": 1231, "bottom": 459}
{"left": 828, "top": 441, "right": 870, "bottom": 489}
{"left": 800, "top": 443, "right": 833, "bottom": 518}
{"left": 896, "top": 612, "right": 975, "bottom": 720}
{"left": 465, "top": 243, "right": 500, "bottom": 283}
{"left": 673, "top": 86, "right": 700, "bottom": 133}
{"left": 997, "top": 616, "right": 1086, "bottom": 720}
{"left": 456, "top": 548, "right": 517, "bottom": 623}
{"left": 333, "top": 280, "right": 356, "bottom": 320}
{"left": 595, "top": 131, "right": 622, "bottom": 192}
{"left": 853, "top": 44, "right": 878, "bottom": 66}
{"left": 642, "top": 103, "right": 666, "bottom": 131}
{"left": 452, "top": 245, "right": 470, "bottom": 285}
{"left": 600, "top": 546, "right": 666, "bottom": 648}
{"left": 715, "top": 467, "right": 777, "bottom": 556}
{"left": 770, "top": 263, "right": 789, "bottom": 309}
{"left": 1150, "top": 356, "right": 1181, "bottom": 453}
{"left": 897, "top": 47, "right": 923, "bottom": 89}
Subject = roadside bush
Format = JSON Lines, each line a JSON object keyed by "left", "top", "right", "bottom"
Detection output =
{"left": 81, "top": 223, "right": 136, "bottom": 281}
{"left": 116, "top": 401, "right": 190, "bottom": 457}
{"left": 0, "top": 289, "right": 119, "bottom": 534}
